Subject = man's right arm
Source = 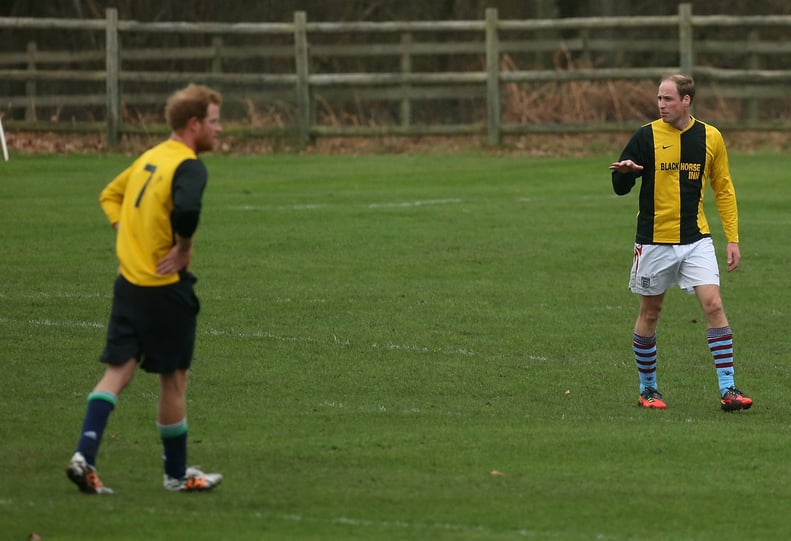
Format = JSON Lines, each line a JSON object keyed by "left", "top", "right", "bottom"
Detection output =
{"left": 610, "top": 160, "right": 643, "bottom": 195}
{"left": 609, "top": 129, "right": 647, "bottom": 195}
{"left": 99, "top": 166, "right": 132, "bottom": 227}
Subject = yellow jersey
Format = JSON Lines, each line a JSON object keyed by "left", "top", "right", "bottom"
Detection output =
{"left": 612, "top": 117, "right": 738, "bottom": 245}
{"left": 100, "top": 139, "right": 207, "bottom": 286}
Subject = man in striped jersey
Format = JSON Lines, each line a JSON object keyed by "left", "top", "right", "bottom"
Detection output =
{"left": 610, "top": 74, "right": 752, "bottom": 412}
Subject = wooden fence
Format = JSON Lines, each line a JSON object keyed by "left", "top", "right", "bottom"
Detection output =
{"left": 1, "top": 4, "right": 790, "bottom": 147}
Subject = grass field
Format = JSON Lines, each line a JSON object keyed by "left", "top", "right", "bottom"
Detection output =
{"left": 2, "top": 149, "right": 790, "bottom": 540}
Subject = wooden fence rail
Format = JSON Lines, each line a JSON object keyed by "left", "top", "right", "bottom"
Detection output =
{"left": 1, "top": 4, "right": 790, "bottom": 147}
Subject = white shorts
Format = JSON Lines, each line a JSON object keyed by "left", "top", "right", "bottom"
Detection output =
{"left": 629, "top": 237, "right": 720, "bottom": 295}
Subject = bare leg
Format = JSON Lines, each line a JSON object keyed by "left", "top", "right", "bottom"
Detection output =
{"left": 635, "top": 293, "right": 664, "bottom": 336}
{"left": 694, "top": 284, "right": 728, "bottom": 329}
{"left": 94, "top": 357, "right": 138, "bottom": 395}
{"left": 158, "top": 369, "right": 189, "bottom": 425}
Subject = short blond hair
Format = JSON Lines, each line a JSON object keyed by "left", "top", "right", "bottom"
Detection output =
{"left": 165, "top": 84, "right": 222, "bottom": 131}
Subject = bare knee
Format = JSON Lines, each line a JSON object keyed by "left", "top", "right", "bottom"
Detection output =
{"left": 160, "top": 370, "right": 189, "bottom": 394}
{"left": 695, "top": 285, "right": 728, "bottom": 327}
{"left": 95, "top": 358, "right": 137, "bottom": 395}
{"left": 640, "top": 295, "right": 664, "bottom": 322}
{"left": 700, "top": 297, "right": 724, "bottom": 317}
{"left": 641, "top": 305, "right": 662, "bottom": 324}
{"left": 635, "top": 295, "right": 664, "bottom": 336}
{"left": 701, "top": 298, "right": 727, "bottom": 327}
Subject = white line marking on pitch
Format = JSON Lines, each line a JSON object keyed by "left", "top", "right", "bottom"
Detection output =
{"left": 4, "top": 318, "right": 105, "bottom": 329}
{"left": 278, "top": 512, "right": 568, "bottom": 538}
{"left": 367, "top": 198, "right": 461, "bottom": 208}
{"left": 228, "top": 198, "right": 462, "bottom": 212}
{"left": 372, "top": 341, "right": 476, "bottom": 357}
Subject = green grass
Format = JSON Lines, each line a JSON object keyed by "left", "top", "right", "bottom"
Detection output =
{"left": 2, "top": 150, "right": 790, "bottom": 540}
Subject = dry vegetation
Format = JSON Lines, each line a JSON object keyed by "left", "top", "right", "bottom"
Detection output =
{"left": 6, "top": 130, "right": 786, "bottom": 158}
{"left": 2, "top": 78, "right": 787, "bottom": 157}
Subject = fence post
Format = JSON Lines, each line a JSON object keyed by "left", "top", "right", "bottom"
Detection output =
{"left": 105, "top": 7, "right": 121, "bottom": 146}
{"left": 747, "top": 29, "right": 759, "bottom": 124}
{"left": 294, "top": 11, "right": 311, "bottom": 148}
{"left": 211, "top": 36, "right": 223, "bottom": 73}
{"left": 580, "top": 29, "right": 591, "bottom": 65}
{"left": 400, "top": 32, "right": 413, "bottom": 129}
{"left": 678, "top": 3, "right": 693, "bottom": 76}
{"left": 485, "top": 7, "right": 501, "bottom": 146}
{"left": 25, "top": 41, "right": 37, "bottom": 122}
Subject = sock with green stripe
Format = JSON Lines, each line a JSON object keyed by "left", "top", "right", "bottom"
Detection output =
{"left": 76, "top": 391, "right": 117, "bottom": 466}
{"left": 158, "top": 418, "right": 188, "bottom": 479}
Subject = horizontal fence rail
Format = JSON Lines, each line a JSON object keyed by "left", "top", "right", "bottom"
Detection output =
{"left": 1, "top": 5, "right": 790, "bottom": 147}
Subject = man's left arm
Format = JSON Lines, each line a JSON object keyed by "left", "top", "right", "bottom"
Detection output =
{"left": 708, "top": 130, "right": 740, "bottom": 271}
{"left": 155, "top": 159, "right": 208, "bottom": 276}
{"left": 156, "top": 234, "right": 194, "bottom": 275}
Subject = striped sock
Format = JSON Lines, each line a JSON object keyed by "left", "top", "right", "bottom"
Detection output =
{"left": 76, "top": 391, "right": 117, "bottom": 466}
{"left": 708, "top": 326, "right": 735, "bottom": 394}
{"left": 633, "top": 332, "right": 658, "bottom": 393}
{"left": 158, "top": 418, "right": 188, "bottom": 479}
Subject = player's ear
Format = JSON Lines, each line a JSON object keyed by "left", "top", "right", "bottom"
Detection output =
{"left": 185, "top": 116, "right": 201, "bottom": 133}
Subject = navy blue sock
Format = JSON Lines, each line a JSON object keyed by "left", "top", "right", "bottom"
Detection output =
{"left": 76, "top": 391, "right": 117, "bottom": 466}
{"left": 158, "top": 419, "right": 188, "bottom": 479}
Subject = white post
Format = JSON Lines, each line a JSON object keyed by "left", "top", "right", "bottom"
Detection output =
{"left": 0, "top": 116, "right": 8, "bottom": 162}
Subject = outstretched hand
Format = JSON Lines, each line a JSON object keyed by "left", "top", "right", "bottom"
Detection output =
{"left": 609, "top": 160, "right": 644, "bottom": 174}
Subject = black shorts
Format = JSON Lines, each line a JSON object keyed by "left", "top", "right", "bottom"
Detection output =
{"left": 101, "top": 273, "right": 200, "bottom": 374}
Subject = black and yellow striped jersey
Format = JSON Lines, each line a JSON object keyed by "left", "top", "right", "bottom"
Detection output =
{"left": 612, "top": 117, "right": 738, "bottom": 245}
{"left": 100, "top": 139, "right": 207, "bottom": 287}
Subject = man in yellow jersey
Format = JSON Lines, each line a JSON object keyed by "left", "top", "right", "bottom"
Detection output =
{"left": 610, "top": 74, "right": 752, "bottom": 412}
{"left": 67, "top": 84, "right": 223, "bottom": 493}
